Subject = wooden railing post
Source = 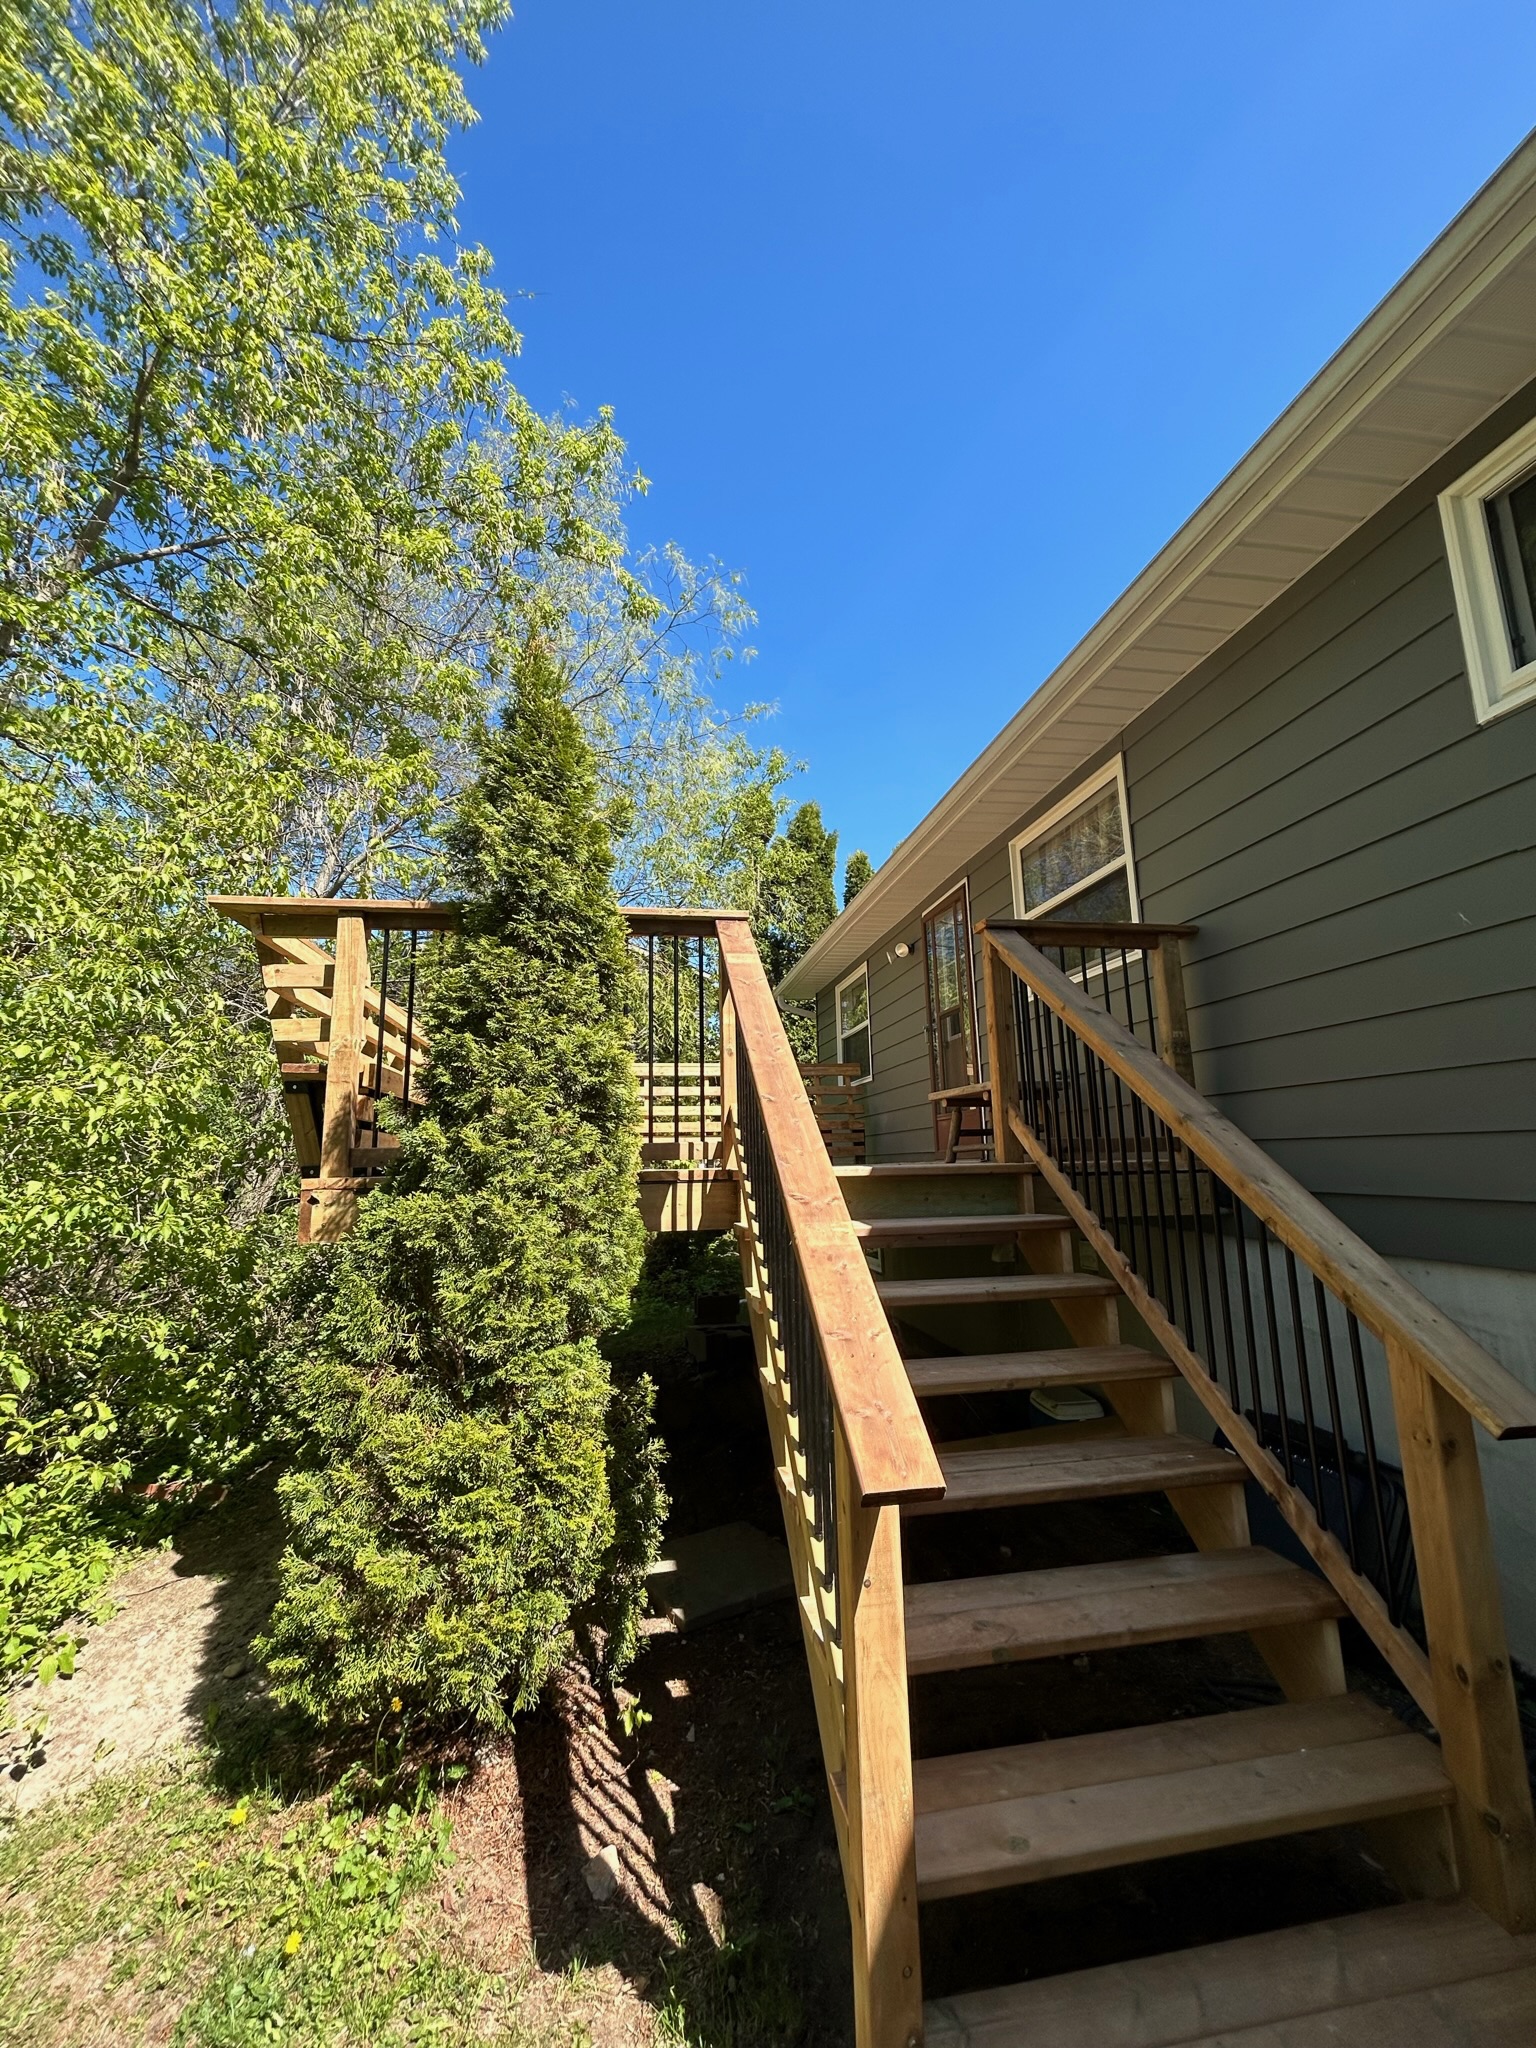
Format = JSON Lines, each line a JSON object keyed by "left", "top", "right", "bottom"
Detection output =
{"left": 311, "top": 910, "right": 368, "bottom": 1243}
{"left": 719, "top": 985, "right": 738, "bottom": 1167}
{"left": 837, "top": 1426, "right": 924, "bottom": 2048}
{"left": 1385, "top": 1338, "right": 1536, "bottom": 1931}
{"left": 982, "top": 936, "right": 1026, "bottom": 1163}
{"left": 1147, "top": 932, "right": 1196, "bottom": 1085}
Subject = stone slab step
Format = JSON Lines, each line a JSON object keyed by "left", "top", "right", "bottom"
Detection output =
{"left": 904, "top": 1546, "right": 1345, "bottom": 1676}
{"left": 914, "top": 1693, "right": 1452, "bottom": 1902}
{"left": 903, "top": 1432, "right": 1244, "bottom": 1516}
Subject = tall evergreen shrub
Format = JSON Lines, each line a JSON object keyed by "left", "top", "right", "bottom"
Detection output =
{"left": 259, "top": 653, "right": 658, "bottom": 1727}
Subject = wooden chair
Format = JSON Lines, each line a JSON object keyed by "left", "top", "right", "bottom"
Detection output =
{"left": 928, "top": 1079, "right": 993, "bottom": 1161}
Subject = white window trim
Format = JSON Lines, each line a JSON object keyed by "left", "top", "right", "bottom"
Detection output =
{"left": 834, "top": 961, "right": 872, "bottom": 1085}
{"left": 1439, "top": 417, "right": 1536, "bottom": 725}
{"left": 1007, "top": 757, "right": 1141, "bottom": 922}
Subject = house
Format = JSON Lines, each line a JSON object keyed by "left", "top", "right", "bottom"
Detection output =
{"left": 780, "top": 132, "right": 1536, "bottom": 1674}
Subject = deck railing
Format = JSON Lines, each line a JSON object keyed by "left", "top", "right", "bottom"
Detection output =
{"left": 981, "top": 915, "right": 1536, "bottom": 1933}
{"left": 622, "top": 910, "right": 726, "bottom": 1164}
{"left": 212, "top": 896, "right": 454, "bottom": 1240}
{"left": 624, "top": 907, "right": 942, "bottom": 2045}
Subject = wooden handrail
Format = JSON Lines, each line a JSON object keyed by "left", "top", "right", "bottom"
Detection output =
{"left": 715, "top": 918, "right": 945, "bottom": 1505}
{"left": 619, "top": 905, "right": 753, "bottom": 939}
{"left": 982, "top": 922, "right": 1536, "bottom": 1440}
{"left": 210, "top": 895, "right": 460, "bottom": 935}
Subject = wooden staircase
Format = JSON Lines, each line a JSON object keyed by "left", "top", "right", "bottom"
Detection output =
{"left": 701, "top": 911, "right": 1536, "bottom": 2048}
{"left": 830, "top": 1152, "right": 1536, "bottom": 2042}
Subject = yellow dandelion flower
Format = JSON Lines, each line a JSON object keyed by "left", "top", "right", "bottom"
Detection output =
{"left": 226, "top": 1800, "right": 249, "bottom": 1828}
{"left": 390, "top": 1697, "right": 403, "bottom": 1714}
{"left": 283, "top": 1929, "right": 303, "bottom": 1957}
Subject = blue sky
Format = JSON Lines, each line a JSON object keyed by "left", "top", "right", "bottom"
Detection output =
{"left": 452, "top": 2, "right": 1536, "bottom": 878}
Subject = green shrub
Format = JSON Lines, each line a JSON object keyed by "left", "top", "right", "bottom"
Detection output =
{"left": 258, "top": 651, "right": 660, "bottom": 1727}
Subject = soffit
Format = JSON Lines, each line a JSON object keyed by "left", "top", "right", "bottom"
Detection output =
{"left": 779, "top": 133, "right": 1536, "bottom": 1002}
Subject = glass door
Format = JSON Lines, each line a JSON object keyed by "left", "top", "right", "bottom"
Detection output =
{"left": 922, "top": 887, "right": 979, "bottom": 1143}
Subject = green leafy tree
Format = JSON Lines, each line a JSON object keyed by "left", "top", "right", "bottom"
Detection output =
{"left": 753, "top": 801, "right": 838, "bottom": 1061}
{"left": 843, "top": 849, "right": 873, "bottom": 906}
{"left": 258, "top": 652, "right": 657, "bottom": 1726}
{"left": 0, "top": 0, "right": 665, "bottom": 1683}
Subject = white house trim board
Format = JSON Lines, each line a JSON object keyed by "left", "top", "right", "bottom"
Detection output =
{"left": 777, "top": 129, "right": 1536, "bottom": 1003}
{"left": 1439, "top": 414, "right": 1536, "bottom": 723}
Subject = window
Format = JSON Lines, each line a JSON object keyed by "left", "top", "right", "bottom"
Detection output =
{"left": 1439, "top": 418, "right": 1536, "bottom": 723}
{"left": 1009, "top": 761, "right": 1139, "bottom": 923}
{"left": 835, "top": 964, "right": 872, "bottom": 1081}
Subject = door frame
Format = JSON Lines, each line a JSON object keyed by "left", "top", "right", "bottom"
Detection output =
{"left": 920, "top": 878, "right": 980, "bottom": 1153}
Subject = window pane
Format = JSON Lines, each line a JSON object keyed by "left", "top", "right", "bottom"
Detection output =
{"left": 1486, "top": 471, "right": 1536, "bottom": 671}
{"left": 1034, "top": 866, "right": 1133, "bottom": 925}
{"left": 927, "top": 911, "right": 961, "bottom": 1013}
{"left": 842, "top": 1023, "right": 871, "bottom": 1078}
{"left": 838, "top": 974, "right": 868, "bottom": 1035}
{"left": 1019, "top": 787, "right": 1124, "bottom": 911}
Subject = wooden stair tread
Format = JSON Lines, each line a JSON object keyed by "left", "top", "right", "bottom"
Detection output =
{"left": 904, "top": 1346, "right": 1173, "bottom": 1397}
{"left": 851, "top": 1213, "right": 1069, "bottom": 1243}
{"left": 877, "top": 1273, "right": 1119, "bottom": 1307}
{"left": 905, "top": 1433, "right": 1243, "bottom": 1514}
{"left": 923, "top": 1899, "right": 1536, "bottom": 2047}
{"left": 913, "top": 1693, "right": 1451, "bottom": 1900}
{"left": 905, "top": 1546, "right": 1346, "bottom": 1675}
{"left": 834, "top": 1161, "right": 1032, "bottom": 1177}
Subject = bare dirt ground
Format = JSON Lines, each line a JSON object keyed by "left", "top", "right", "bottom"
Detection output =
{"left": 1, "top": 1480, "right": 284, "bottom": 1819}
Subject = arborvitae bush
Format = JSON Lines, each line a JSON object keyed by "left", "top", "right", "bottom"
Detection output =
{"left": 259, "top": 653, "right": 659, "bottom": 1727}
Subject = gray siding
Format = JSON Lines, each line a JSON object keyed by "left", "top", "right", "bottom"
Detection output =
{"left": 1125, "top": 452, "right": 1536, "bottom": 1270}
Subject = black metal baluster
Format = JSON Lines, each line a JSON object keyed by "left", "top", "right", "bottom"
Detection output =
{"left": 1256, "top": 1221, "right": 1296, "bottom": 1485}
{"left": 1346, "top": 1312, "right": 1402, "bottom": 1625}
{"left": 371, "top": 925, "right": 392, "bottom": 1143}
{"left": 1132, "top": 1091, "right": 1176, "bottom": 1329}
{"left": 1284, "top": 1248, "right": 1327, "bottom": 1530}
{"left": 646, "top": 938, "right": 656, "bottom": 1147}
{"left": 1112, "top": 1066, "right": 1150, "bottom": 1288}
{"left": 1151, "top": 1109, "right": 1196, "bottom": 1346}
{"left": 1058, "top": 1004, "right": 1092, "bottom": 1206}
{"left": 401, "top": 929, "right": 419, "bottom": 1108}
{"left": 1091, "top": 1044, "right": 1124, "bottom": 1259}
{"left": 1079, "top": 1013, "right": 1110, "bottom": 1222}
{"left": 1139, "top": 948, "right": 1160, "bottom": 1059}
{"left": 1231, "top": 1201, "right": 1267, "bottom": 1436}
{"left": 672, "top": 934, "right": 681, "bottom": 1152}
{"left": 1035, "top": 985, "right": 1067, "bottom": 1168}
{"left": 1313, "top": 1279, "right": 1360, "bottom": 1572}
{"left": 1013, "top": 977, "right": 1038, "bottom": 1134}
{"left": 1208, "top": 1174, "right": 1243, "bottom": 1411}
{"left": 1031, "top": 985, "right": 1061, "bottom": 1161}
{"left": 1182, "top": 1143, "right": 1220, "bottom": 1384}
{"left": 697, "top": 934, "right": 708, "bottom": 1156}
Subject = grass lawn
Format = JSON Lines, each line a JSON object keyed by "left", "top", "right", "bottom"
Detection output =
{"left": 0, "top": 1742, "right": 615, "bottom": 2047}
